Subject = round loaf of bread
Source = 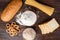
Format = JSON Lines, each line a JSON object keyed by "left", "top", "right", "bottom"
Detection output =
{"left": 23, "top": 28, "right": 36, "bottom": 40}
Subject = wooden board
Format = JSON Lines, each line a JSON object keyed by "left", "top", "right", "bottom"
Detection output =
{"left": 0, "top": 0, "right": 60, "bottom": 40}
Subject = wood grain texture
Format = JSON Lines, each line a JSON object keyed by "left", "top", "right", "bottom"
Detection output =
{"left": 0, "top": 0, "right": 60, "bottom": 40}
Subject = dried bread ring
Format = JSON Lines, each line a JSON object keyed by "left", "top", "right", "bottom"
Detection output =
{"left": 13, "top": 25, "right": 20, "bottom": 32}
{"left": 11, "top": 22, "right": 16, "bottom": 26}
{"left": 6, "top": 23, "right": 10, "bottom": 29}
{"left": 6, "top": 22, "right": 21, "bottom": 37}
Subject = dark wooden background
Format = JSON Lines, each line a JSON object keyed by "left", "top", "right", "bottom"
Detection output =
{"left": 0, "top": 0, "right": 60, "bottom": 40}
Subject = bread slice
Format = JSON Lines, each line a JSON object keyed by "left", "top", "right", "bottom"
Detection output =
{"left": 38, "top": 18, "right": 59, "bottom": 34}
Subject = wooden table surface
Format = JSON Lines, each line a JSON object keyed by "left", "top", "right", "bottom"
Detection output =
{"left": 0, "top": 0, "right": 60, "bottom": 40}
